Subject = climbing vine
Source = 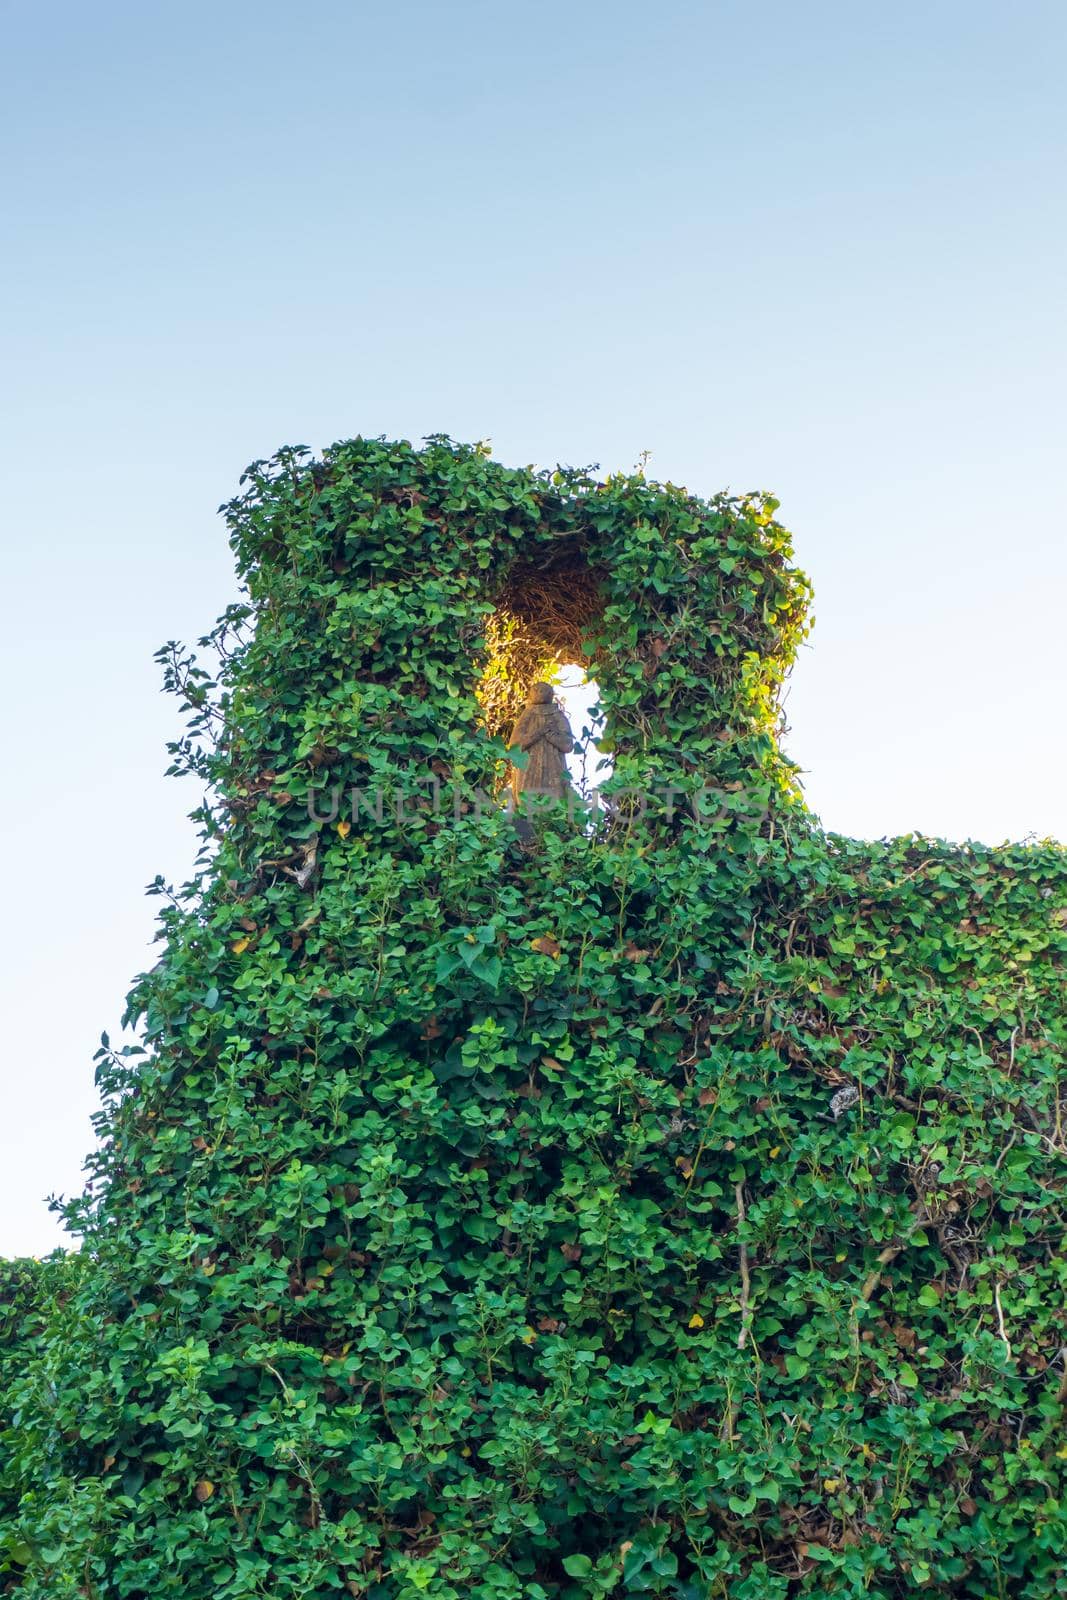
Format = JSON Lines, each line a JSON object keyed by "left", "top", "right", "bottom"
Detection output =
{"left": 1, "top": 437, "right": 1064, "bottom": 1599}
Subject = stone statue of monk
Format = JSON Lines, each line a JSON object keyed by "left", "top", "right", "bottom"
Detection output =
{"left": 508, "top": 682, "right": 574, "bottom": 808}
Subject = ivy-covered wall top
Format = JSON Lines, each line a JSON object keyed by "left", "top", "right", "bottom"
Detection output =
{"left": 2, "top": 437, "right": 1064, "bottom": 1600}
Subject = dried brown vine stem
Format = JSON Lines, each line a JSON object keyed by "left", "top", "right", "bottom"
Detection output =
{"left": 859, "top": 1241, "right": 908, "bottom": 1304}
{"left": 993, "top": 1281, "right": 1012, "bottom": 1363}
{"left": 735, "top": 1179, "right": 752, "bottom": 1351}
{"left": 718, "top": 1183, "right": 754, "bottom": 1443}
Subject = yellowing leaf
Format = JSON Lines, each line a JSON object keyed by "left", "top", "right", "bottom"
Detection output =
{"left": 688, "top": 1312, "right": 704, "bottom": 1329}
{"left": 195, "top": 1479, "right": 215, "bottom": 1502}
{"left": 232, "top": 937, "right": 251, "bottom": 955}
{"left": 823, "top": 1477, "right": 841, "bottom": 1493}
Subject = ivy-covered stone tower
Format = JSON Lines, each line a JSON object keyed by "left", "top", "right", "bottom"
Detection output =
{"left": 3, "top": 438, "right": 1064, "bottom": 1599}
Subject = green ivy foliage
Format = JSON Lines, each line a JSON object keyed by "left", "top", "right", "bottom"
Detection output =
{"left": 0, "top": 1254, "right": 101, "bottom": 1585}
{"left": 2, "top": 438, "right": 1064, "bottom": 1599}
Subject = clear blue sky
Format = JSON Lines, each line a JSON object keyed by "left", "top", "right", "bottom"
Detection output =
{"left": 2, "top": 0, "right": 1065, "bottom": 1255}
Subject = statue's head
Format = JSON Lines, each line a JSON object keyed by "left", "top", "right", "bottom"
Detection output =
{"left": 528, "top": 682, "right": 555, "bottom": 705}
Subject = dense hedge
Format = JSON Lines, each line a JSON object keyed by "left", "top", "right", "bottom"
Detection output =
{"left": 0, "top": 1254, "right": 95, "bottom": 1582}
{"left": 2, "top": 438, "right": 1064, "bottom": 1598}
{"left": 0, "top": 1258, "right": 47, "bottom": 1560}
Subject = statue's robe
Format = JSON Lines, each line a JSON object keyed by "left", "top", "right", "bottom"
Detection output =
{"left": 508, "top": 703, "right": 573, "bottom": 804}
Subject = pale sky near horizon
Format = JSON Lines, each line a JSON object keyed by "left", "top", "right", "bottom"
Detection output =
{"left": 2, "top": 0, "right": 1065, "bottom": 1256}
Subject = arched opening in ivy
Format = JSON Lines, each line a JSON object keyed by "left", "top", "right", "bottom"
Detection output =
{"left": 476, "top": 542, "right": 611, "bottom": 798}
